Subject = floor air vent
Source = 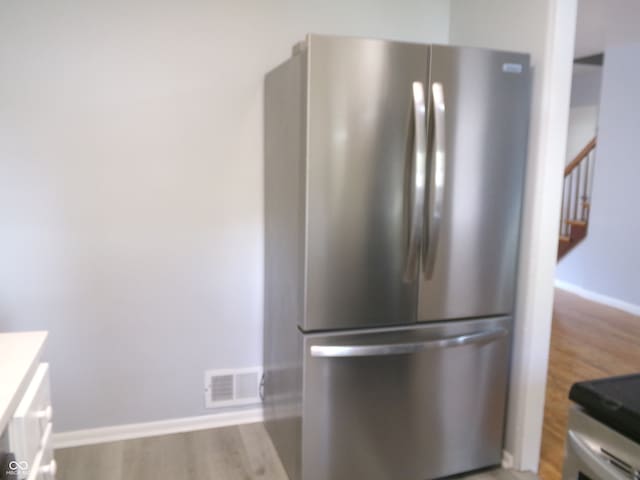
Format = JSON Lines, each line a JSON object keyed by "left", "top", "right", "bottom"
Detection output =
{"left": 204, "top": 368, "right": 262, "bottom": 408}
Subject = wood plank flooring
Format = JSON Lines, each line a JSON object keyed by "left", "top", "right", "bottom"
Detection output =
{"left": 56, "top": 421, "right": 536, "bottom": 480}
{"left": 55, "top": 422, "right": 289, "bottom": 480}
{"left": 538, "top": 288, "right": 640, "bottom": 480}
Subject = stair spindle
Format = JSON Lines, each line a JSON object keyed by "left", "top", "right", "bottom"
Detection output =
{"left": 573, "top": 164, "right": 580, "bottom": 220}
{"left": 568, "top": 174, "right": 573, "bottom": 236}
{"left": 585, "top": 152, "right": 590, "bottom": 219}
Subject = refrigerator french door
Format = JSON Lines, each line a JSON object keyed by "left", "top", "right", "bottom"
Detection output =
{"left": 418, "top": 46, "right": 530, "bottom": 322}
{"left": 263, "top": 34, "right": 530, "bottom": 480}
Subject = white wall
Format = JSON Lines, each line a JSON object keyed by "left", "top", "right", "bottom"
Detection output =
{"left": 450, "top": 0, "right": 577, "bottom": 471}
{"left": 556, "top": 44, "right": 640, "bottom": 309}
{"left": 0, "top": 0, "right": 450, "bottom": 432}
{"left": 565, "top": 67, "right": 602, "bottom": 163}
{"left": 575, "top": 0, "right": 640, "bottom": 57}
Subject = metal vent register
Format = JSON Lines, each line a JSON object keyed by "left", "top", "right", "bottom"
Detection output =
{"left": 204, "top": 368, "right": 262, "bottom": 408}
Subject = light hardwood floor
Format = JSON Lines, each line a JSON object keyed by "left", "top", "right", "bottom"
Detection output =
{"left": 56, "top": 422, "right": 289, "bottom": 480}
{"left": 56, "top": 421, "right": 536, "bottom": 480}
{"left": 538, "top": 288, "right": 640, "bottom": 480}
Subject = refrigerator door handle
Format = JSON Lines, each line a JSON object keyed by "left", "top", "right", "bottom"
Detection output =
{"left": 309, "top": 327, "right": 507, "bottom": 358}
{"left": 403, "top": 81, "right": 427, "bottom": 283}
{"left": 424, "top": 82, "right": 446, "bottom": 279}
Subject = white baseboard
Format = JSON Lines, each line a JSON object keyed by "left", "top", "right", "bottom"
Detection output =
{"left": 555, "top": 279, "right": 640, "bottom": 316}
{"left": 53, "top": 406, "right": 264, "bottom": 449}
{"left": 501, "top": 450, "right": 514, "bottom": 469}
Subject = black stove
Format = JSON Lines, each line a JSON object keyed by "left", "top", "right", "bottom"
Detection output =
{"left": 569, "top": 373, "right": 640, "bottom": 444}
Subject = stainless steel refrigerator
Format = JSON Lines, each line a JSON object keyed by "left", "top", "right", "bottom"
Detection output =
{"left": 263, "top": 34, "right": 530, "bottom": 480}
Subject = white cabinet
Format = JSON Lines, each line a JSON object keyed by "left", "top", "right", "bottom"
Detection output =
{"left": 26, "top": 423, "right": 56, "bottom": 480}
{"left": 8, "top": 364, "right": 55, "bottom": 480}
{"left": 0, "top": 332, "right": 52, "bottom": 480}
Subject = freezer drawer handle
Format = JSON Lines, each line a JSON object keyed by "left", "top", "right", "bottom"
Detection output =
{"left": 424, "top": 82, "right": 446, "bottom": 279}
{"left": 309, "top": 327, "right": 507, "bottom": 358}
{"left": 566, "top": 430, "right": 628, "bottom": 480}
{"left": 403, "top": 82, "right": 427, "bottom": 283}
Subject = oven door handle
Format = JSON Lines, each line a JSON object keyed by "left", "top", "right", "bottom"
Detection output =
{"left": 567, "top": 430, "right": 629, "bottom": 480}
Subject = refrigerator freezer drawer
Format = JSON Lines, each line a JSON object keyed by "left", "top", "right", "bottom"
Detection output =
{"left": 301, "top": 316, "right": 510, "bottom": 480}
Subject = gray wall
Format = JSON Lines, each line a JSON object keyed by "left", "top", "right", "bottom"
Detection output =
{"left": 0, "top": 0, "right": 450, "bottom": 432}
{"left": 556, "top": 44, "right": 640, "bottom": 306}
{"left": 565, "top": 66, "right": 602, "bottom": 163}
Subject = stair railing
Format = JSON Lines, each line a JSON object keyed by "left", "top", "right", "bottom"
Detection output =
{"left": 559, "top": 137, "right": 597, "bottom": 239}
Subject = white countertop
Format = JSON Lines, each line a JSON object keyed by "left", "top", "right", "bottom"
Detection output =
{"left": 0, "top": 331, "right": 48, "bottom": 435}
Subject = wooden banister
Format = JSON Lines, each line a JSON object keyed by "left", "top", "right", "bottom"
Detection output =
{"left": 558, "top": 136, "right": 597, "bottom": 260}
{"left": 565, "top": 137, "right": 596, "bottom": 176}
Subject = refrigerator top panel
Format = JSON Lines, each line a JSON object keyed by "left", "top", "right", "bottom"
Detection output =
{"left": 303, "top": 35, "right": 428, "bottom": 332}
{"left": 418, "top": 45, "right": 530, "bottom": 322}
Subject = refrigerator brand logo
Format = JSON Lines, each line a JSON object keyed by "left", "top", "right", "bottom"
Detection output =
{"left": 502, "top": 63, "right": 523, "bottom": 74}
